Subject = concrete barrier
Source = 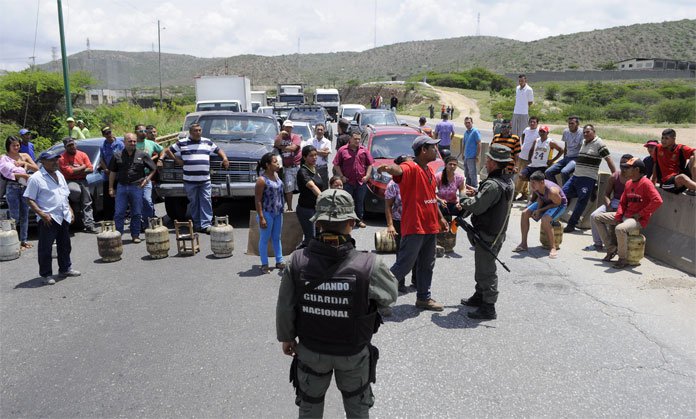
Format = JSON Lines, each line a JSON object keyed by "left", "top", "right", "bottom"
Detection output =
{"left": 643, "top": 190, "right": 696, "bottom": 275}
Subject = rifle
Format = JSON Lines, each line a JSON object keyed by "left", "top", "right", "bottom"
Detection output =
{"left": 454, "top": 214, "right": 511, "bottom": 273}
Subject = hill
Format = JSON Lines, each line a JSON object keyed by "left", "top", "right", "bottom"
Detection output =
{"left": 36, "top": 19, "right": 696, "bottom": 89}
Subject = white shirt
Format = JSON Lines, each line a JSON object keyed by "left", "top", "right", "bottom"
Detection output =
{"left": 529, "top": 137, "right": 555, "bottom": 167}
{"left": 520, "top": 127, "right": 539, "bottom": 160}
{"left": 514, "top": 84, "right": 534, "bottom": 114}
{"left": 23, "top": 166, "right": 72, "bottom": 224}
{"left": 301, "top": 136, "right": 332, "bottom": 167}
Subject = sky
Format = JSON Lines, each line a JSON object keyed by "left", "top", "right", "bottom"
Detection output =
{"left": 1, "top": 0, "right": 695, "bottom": 71}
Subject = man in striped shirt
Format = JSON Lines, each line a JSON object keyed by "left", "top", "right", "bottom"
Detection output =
{"left": 561, "top": 124, "right": 616, "bottom": 233}
{"left": 164, "top": 123, "right": 229, "bottom": 233}
{"left": 491, "top": 121, "right": 521, "bottom": 176}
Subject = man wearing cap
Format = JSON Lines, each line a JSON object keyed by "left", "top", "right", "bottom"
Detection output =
{"left": 66, "top": 117, "right": 85, "bottom": 140}
{"left": 18, "top": 129, "right": 36, "bottom": 160}
{"left": 276, "top": 189, "right": 397, "bottom": 419}
{"left": 135, "top": 123, "right": 164, "bottom": 223}
{"left": 459, "top": 116, "right": 481, "bottom": 188}
{"left": 594, "top": 157, "right": 662, "bottom": 269}
{"left": 24, "top": 150, "right": 81, "bottom": 285}
{"left": 458, "top": 144, "right": 515, "bottom": 320}
{"left": 333, "top": 129, "right": 374, "bottom": 229}
{"left": 512, "top": 74, "right": 534, "bottom": 138}
{"left": 518, "top": 126, "right": 564, "bottom": 182}
{"left": 98, "top": 126, "right": 125, "bottom": 220}
{"left": 164, "top": 123, "right": 229, "bottom": 233}
{"left": 545, "top": 116, "right": 584, "bottom": 185}
{"left": 275, "top": 120, "right": 303, "bottom": 211}
{"left": 58, "top": 137, "right": 98, "bottom": 233}
{"left": 561, "top": 124, "right": 616, "bottom": 233}
{"left": 335, "top": 118, "right": 351, "bottom": 150}
{"left": 643, "top": 139, "right": 658, "bottom": 180}
{"left": 433, "top": 112, "right": 455, "bottom": 155}
{"left": 491, "top": 121, "right": 521, "bottom": 176}
{"left": 377, "top": 135, "right": 449, "bottom": 310}
{"left": 651, "top": 128, "right": 696, "bottom": 195}
{"left": 109, "top": 133, "right": 157, "bottom": 243}
{"left": 77, "top": 120, "right": 90, "bottom": 138}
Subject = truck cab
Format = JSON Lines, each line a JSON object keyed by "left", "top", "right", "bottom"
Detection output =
{"left": 195, "top": 100, "right": 241, "bottom": 112}
{"left": 314, "top": 88, "right": 340, "bottom": 121}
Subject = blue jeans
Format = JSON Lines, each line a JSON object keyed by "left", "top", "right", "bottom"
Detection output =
{"left": 464, "top": 158, "right": 478, "bottom": 188}
{"left": 343, "top": 182, "right": 367, "bottom": 221}
{"left": 545, "top": 156, "right": 577, "bottom": 185}
{"left": 141, "top": 180, "right": 155, "bottom": 224}
{"left": 295, "top": 206, "right": 316, "bottom": 247}
{"left": 184, "top": 181, "right": 213, "bottom": 229}
{"left": 562, "top": 175, "right": 596, "bottom": 227}
{"left": 5, "top": 183, "right": 29, "bottom": 242}
{"left": 114, "top": 184, "right": 143, "bottom": 237}
{"left": 38, "top": 219, "right": 72, "bottom": 278}
{"left": 390, "top": 234, "right": 437, "bottom": 301}
{"left": 258, "top": 211, "right": 283, "bottom": 266}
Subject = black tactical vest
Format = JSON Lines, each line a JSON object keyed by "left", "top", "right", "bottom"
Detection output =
{"left": 471, "top": 170, "right": 514, "bottom": 243}
{"left": 290, "top": 239, "right": 378, "bottom": 356}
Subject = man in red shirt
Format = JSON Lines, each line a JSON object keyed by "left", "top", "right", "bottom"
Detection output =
{"left": 652, "top": 128, "right": 696, "bottom": 195}
{"left": 332, "top": 129, "right": 374, "bottom": 228}
{"left": 595, "top": 158, "right": 663, "bottom": 269}
{"left": 58, "top": 137, "right": 98, "bottom": 233}
{"left": 274, "top": 120, "right": 302, "bottom": 211}
{"left": 377, "top": 135, "right": 448, "bottom": 311}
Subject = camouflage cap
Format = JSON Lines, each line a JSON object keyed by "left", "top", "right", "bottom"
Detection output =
{"left": 310, "top": 189, "right": 360, "bottom": 223}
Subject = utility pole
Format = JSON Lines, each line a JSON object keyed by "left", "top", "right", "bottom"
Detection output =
{"left": 57, "top": 0, "right": 72, "bottom": 117}
{"left": 158, "top": 19, "right": 163, "bottom": 107}
{"left": 476, "top": 13, "right": 481, "bottom": 36}
{"left": 374, "top": 0, "right": 377, "bottom": 49}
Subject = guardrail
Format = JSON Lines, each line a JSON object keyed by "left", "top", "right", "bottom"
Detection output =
{"left": 156, "top": 133, "right": 180, "bottom": 149}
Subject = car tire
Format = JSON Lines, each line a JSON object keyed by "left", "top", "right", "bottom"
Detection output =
{"left": 164, "top": 197, "right": 189, "bottom": 222}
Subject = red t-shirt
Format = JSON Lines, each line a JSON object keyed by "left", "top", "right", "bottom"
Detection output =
{"left": 655, "top": 143, "right": 695, "bottom": 183}
{"left": 276, "top": 133, "right": 302, "bottom": 167}
{"left": 58, "top": 150, "right": 93, "bottom": 181}
{"left": 394, "top": 161, "right": 440, "bottom": 236}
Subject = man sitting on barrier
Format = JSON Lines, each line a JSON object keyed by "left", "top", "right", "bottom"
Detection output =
{"left": 594, "top": 158, "right": 663, "bottom": 269}
{"left": 651, "top": 129, "right": 696, "bottom": 196}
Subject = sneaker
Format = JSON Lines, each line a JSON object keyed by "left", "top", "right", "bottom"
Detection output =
{"left": 467, "top": 303, "right": 496, "bottom": 320}
{"left": 84, "top": 226, "right": 99, "bottom": 234}
{"left": 563, "top": 224, "right": 576, "bottom": 233}
{"left": 358, "top": 221, "right": 367, "bottom": 228}
{"left": 686, "top": 190, "right": 696, "bottom": 196}
{"left": 260, "top": 265, "right": 271, "bottom": 274}
{"left": 275, "top": 262, "right": 287, "bottom": 270}
{"left": 415, "top": 298, "right": 444, "bottom": 311}
{"left": 132, "top": 237, "right": 142, "bottom": 243}
{"left": 378, "top": 307, "right": 393, "bottom": 317}
{"left": 583, "top": 244, "right": 603, "bottom": 252}
{"left": 460, "top": 293, "right": 483, "bottom": 307}
{"left": 57, "top": 269, "right": 81, "bottom": 278}
{"left": 398, "top": 284, "right": 408, "bottom": 294}
{"left": 44, "top": 277, "right": 56, "bottom": 285}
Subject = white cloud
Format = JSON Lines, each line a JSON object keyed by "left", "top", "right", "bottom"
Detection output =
{"left": 0, "top": 0, "right": 694, "bottom": 71}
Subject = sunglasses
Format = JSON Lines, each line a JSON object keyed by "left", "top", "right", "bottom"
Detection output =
{"left": 137, "top": 129, "right": 147, "bottom": 133}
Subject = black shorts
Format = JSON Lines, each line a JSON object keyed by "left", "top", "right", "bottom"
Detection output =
{"left": 660, "top": 175, "right": 687, "bottom": 194}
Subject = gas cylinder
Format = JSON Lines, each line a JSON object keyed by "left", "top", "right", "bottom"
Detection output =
{"left": 210, "top": 216, "right": 234, "bottom": 258}
{"left": 540, "top": 222, "right": 564, "bottom": 249}
{"left": 374, "top": 230, "right": 397, "bottom": 253}
{"left": 145, "top": 217, "right": 170, "bottom": 259}
{"left": 97, "top": 221, "right": 123, "bottom": 262}
{"left": 0, "top": 219, "right": 21, "bottom": 261}
{"left": 627, "top": 234, "right": 646, "bottom": 266}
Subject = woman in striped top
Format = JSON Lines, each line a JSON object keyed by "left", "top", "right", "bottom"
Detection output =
{"left": 254, "top": 153, "right": 285, "bottom": 274}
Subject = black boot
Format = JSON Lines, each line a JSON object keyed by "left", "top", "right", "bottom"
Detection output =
{"left": 460, "top": 293, "right": 483, "bottom": 307}
{"left": 467, "top": 303, "right": 497, "bottom": 320}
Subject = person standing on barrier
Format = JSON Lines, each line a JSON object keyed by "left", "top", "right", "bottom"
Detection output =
{"left": 377, "top": 136, "right": 449, "bottom": 310}
{"left": 595, "top": 158, "right": 662, "bottom": 269}
{"left": 109, "top": 133, "right": 157, "bottom": 244}
{"left": 276, "top": 189, "right": 397, "bottom": 419}
{"left": 255, "top": 153, "right": 285, "bottom": 274}
{"left": 459, "top": 144, "right": 514, "bottom": 320}
{"left": 511, "top": 74, "right": 534, "bottom": 138}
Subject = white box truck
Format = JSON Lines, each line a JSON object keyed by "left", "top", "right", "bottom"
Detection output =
{"left": 277, "top": 84, "right": 305, "bottom": 105}
{"left": 195, "top": 76, "right": 253, "bottom": 112}
{"left": 314, "top": 88, "right": 340, "bottom": 121}
{"left": 250, "top": 90, "right": 267, "bottom": 112}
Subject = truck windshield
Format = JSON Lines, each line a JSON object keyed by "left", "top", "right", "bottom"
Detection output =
{"left": 279, "top": 94, "right": 304, "bottom": 104}
{"left": 197, "top": 116, "right": 278, "bottom": 143}
{"left": 362, "top": 112, "right": 399, "bottom": 126}
{"left": 288, "top": 109, "right": 323, "bottom": 120}
{"left": 316, "top": 94, "right": 339, "bottom": 102}
{"left": 196, "top": 102, "right": 240, "bottom": 112}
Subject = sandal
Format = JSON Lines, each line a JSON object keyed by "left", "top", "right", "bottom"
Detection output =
{"left": 512, "top": 245, "right": 528, "bottom": 253}
{"left": 549, "top": 249, "right": 558, "bottom": 259}
{"left": 20, "top": 242, "right": 33, "bottom": 250}
{"left": 602, "top": 251, "right": 617, "bottom": 262}
{"left": 260, "top": 265, "right": 271, "bottom": 274}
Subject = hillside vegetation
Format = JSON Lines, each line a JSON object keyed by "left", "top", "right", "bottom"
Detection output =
{"left": 35, "top": 20, "right": 696, "bottom": 89}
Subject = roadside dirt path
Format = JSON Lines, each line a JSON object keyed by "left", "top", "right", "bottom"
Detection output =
{"left": 432, "top": 87, "right": 484, "bottom": 123}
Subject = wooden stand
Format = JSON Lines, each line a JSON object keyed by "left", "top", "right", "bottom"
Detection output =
{"left": 174, "top": 220, "right": 199, "bottom": 256}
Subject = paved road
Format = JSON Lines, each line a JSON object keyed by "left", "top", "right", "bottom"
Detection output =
{"left": 1, "top": 199, "right": 695, "bottom": 417}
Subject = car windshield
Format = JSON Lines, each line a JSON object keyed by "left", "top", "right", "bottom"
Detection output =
{"left": 289, "top": 109, "right": 323, "bottom": 120}
{"left": 369, "top": 134, "right": 420, "bottom": 159}
{"left": 183, "top": 115, "right": 198, "bottom": 131}
{"left": 197, "top": 116, "right": 278, "bottom": 143}
{"left": 342, "top": 108, "right": 361, "bottom": 119}
{"left": 361, "top": 112, "right": 398, "bottom": 126}
{"left": 316, "top": 94, "right": 339, "bottom": 102}
{"left": 292, "top": 125, "right": 314, "bottom": 142}
{"left": 196, "top": 103, "right": 240, "bottom": 112}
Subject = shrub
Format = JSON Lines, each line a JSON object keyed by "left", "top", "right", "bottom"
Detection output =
{"left": 605, "top": 101, "right": 648, "bottom": 122}
{"left": 650, "top": 99, "right": 696, "bottom": 123}
{"left": 626, "top": 90, "right": 663, "bottom": 106}
{"left": 544, "top": 84, "right": 560, "bottom": 101}
{"left": 561, "top": 86, "right": 583, "bottom": 103}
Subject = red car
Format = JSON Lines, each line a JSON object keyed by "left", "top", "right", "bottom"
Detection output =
{"left": 360, "top": 125, "right": 445, "bottom": 214}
